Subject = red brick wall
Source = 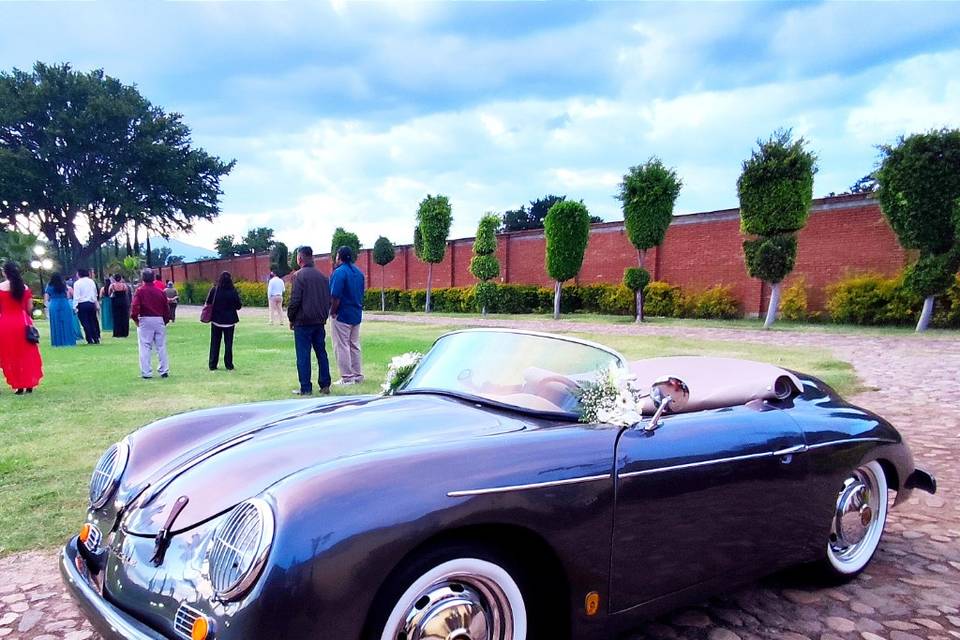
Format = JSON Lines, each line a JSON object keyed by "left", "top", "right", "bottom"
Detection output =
{"left": 161, "top": 195, "right": 908, "bottom": 314}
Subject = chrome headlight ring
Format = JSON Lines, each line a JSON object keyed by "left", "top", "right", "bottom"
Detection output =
{"left": 206, "top": 498, "right": 275, "bottom": 602}
{"left": 89, "top": 440, "right": 130, "bottom": 510}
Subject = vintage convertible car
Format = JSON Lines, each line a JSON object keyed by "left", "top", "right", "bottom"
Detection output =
{"left": 61, "top": 329, "right": 936, "bottom": 640}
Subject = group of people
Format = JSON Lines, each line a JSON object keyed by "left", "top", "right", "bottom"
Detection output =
{"left": 0, "top": 247, "right": 366, "bottom": 396}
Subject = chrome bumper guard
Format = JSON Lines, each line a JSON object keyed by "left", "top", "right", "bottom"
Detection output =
{"left": 59, "top": 537, "right": 167, "bottom": 640}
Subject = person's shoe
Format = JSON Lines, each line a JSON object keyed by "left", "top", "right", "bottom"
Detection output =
{"left": 209, "top": 366, "right": 218, "bottom": 371}
{"left": 292, "top": 389, "right": 313, "bottom": 396}
{"left": 161, "top": 373, "right": 169, "bottom": 379}
{"left": 26, "top": 388, "right": 33, "bottom": 394}
{"left": 333, "top": 378, "right": 357, "bottom": 386}
{"left": 318, "top": 386, "right": 330, "bottom": 395}
{"left": 14, "top": 389, "right": 24, "bottom": 395}
{"left": 142, "top": 376, "right": 152, "bottom": 380}
{"left": 226, "top": 365, "right": 234, "bottom": 371}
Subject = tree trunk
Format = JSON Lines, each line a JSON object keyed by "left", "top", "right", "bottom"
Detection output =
{"left": 916, "top": 295, "right": 935, "bottom": 332}
{"left": 635, "top": 289, "right": 644, "bottom": 323}
{"left": 553, "top": 281, "right": 561, "bottom": 320}
{"left": 380, "top": 265, "right": 386, "bottom": 312}
{"left": 482, "top": 305, "right": 487, "bottom": 318}
{"left": 763, "top": 281, "right": 782, "bottom": 329}
{"left": 425, "top": 263, "right": 433, "bottom": 313}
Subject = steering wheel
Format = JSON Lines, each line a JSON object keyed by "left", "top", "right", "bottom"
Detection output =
{"left": 530, "top": 374, "right": 580, "bottom": 395}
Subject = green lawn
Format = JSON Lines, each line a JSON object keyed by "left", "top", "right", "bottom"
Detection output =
{"left": 0, "top": 316, "right": 856, "bottom": 554}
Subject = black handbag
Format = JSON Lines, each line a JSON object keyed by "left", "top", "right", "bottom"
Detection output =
{"left": 25, "top": 324, "right": 40, "bottom": 344}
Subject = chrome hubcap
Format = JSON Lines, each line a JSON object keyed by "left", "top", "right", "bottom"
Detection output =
{"left": 830, "top": 470, "right": 880, "bottom": 559}
{"left": 395, "top": 575, "right": 512, "bottom": 640}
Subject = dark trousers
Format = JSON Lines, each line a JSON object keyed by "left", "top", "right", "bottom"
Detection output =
{"left": 169, "top": 303, "right": 177, "bottom": 322}
{"left": 76, "top": 301, "right": 100, "bottom": 344}
{"left": 209, "top": 324, "right": 235, "bottom": 370}
{"left": 294, "top": 324, "right": 331, "bottom": 393}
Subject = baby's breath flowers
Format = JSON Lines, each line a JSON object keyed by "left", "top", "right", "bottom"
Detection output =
{"left": 578, "top": 364, "right": 646, "bottom": 426}
{"left": 381, "top": 352, "right": 424, "bottom": 395}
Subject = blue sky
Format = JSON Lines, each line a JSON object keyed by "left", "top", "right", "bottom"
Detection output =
{"left": 3, "top": 1, "right": 960, "bottom": 252}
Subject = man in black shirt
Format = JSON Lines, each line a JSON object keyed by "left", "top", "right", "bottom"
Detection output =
{"left": 287, "top": 246, "right": 332, "bottom": 395}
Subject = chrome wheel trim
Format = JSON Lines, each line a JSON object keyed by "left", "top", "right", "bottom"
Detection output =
{"left": 380, "top": 557, "right": 527, "bottom": 640}
{"left": 826, "top": 460, "right": 888, "bottom": 574}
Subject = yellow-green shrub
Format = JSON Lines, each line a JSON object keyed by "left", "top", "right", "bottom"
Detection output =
{"left": 780, "top": 278, "right": 808, "bottom": 321}
{"left": 687, "top": 285, "right": 740, "bottom": 320}
{"left": 643, "top": 281, "right": 683, "bottom": 317}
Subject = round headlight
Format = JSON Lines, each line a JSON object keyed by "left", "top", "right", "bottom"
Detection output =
{"left": 89, "top": 441, "right": 129, "bottom": 509}
{"left": 207, "top": 499, "right": 275, "bottom": 601}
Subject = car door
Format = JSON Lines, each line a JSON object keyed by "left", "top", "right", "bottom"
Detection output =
{"left": 609, "top": 404, "right": 808, "bottom": 613}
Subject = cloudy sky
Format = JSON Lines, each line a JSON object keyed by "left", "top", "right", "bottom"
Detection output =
{"left": 4, "top": 1, "right": 960, "bottom": 252}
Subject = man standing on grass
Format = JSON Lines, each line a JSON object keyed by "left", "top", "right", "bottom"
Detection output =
{"left": 73, "top": 268, "right": 101, "bottom": 344}
{"left": 267, "top": 271, "right": 286, "bottom": 325}
{"left": 131, "top": 269, "right": 171, "bottom": 379}
{"left": 287, "top": 246, "right": 332, "bottom": 396}
{"left": 330, "top": 245, "right": 365, "bottom": 385}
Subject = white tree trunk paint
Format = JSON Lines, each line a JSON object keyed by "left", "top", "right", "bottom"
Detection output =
{"left": 763, "top": 281, "right": 782, "bottom": 329}
{"left": 425, "top": 263, "right": 433, "bottom": 313}
{"left": 553, "top": 281, "right": 561, "bottom": 320}
{"left": 381, "top": 265, "right": 386, "bottom": 312}
{"left": 916, "top": 295, "right": 935, "bottom": 332}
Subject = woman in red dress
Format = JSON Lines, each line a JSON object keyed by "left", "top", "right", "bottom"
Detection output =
{"left": 0, "top": 261, "right": 43, "bottom": 394}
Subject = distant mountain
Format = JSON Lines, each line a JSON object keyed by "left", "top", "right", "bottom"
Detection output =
{"left": 152, "top": 237, "right": 216, "bottom": 263}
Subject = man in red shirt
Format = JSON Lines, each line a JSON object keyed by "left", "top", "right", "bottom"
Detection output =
{"left": 131, "top": 269, "right": 172, "bottom": 379}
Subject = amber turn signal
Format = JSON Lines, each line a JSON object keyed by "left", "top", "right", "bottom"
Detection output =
{"left": 585, "top": 591, "right": 600, "bottom": 616}
{"left": 191, "top": 616, "right": 211, "bottom": 640}
{"left": 79, "top": 523, "right": 92, "bottom": 544}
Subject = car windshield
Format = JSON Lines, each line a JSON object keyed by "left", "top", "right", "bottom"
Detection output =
{"left": 399, "top": 330, "right": 623, "bottom": 415}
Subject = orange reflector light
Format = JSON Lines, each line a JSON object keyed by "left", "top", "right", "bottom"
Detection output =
{"left": 191, "top": 616, "right": 210, "bottom": 640}
{"left": 79, "top": 523, "right": 92, "bottom": 544}
{"left": 585, "top": 591, "right": 600, "bottom": 616}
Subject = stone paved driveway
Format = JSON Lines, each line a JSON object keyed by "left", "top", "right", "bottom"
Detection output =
{"left": 2, "top": 316, "right": 957, "bottom": 640}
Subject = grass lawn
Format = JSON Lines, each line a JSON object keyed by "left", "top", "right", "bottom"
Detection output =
{"left": 372, "top": 310, "right": 958, "bottom": 337}
{"left": 0, "top": 313, "right": 857, "bottom": 554}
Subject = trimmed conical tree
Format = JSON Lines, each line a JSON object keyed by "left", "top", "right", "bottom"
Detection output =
{"left": 876, "top": 129, "right": 960, "bottom": 332}
{"left": 416, "top": 194, "right": 453, "bottom": 313}
{"left": 544, "top": 200, "right": 590, "bottom": 320}
{"left": 737, "top": 129, "right": 817, "bottom": 328}
{"left": 469, "top": 213, "right": 500, "bottom": 316}
{"left": 372, "top": 236, "right": 395, "bottom": 312}
{"left": 617, "top": 158, "right": 682, "bottom": 322}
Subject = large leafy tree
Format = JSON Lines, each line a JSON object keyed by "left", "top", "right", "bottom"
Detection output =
{"left": 331, "top": 226, "right": 360, "bottom": 259}
{"left": 416, "top": 194, "right": 453, "bottom": 313}
{"left": 372, "top": 236, "right": 396, "bottom": 312}
{"left": 500, "top": 194, "right": 601, "bottom": 231}
{"left": 215, "top": 235, "right": 238, "bottom": 258}
{"left": 876, "top": 129, "right": 960, "bottom": 332}
{"left": 617, "top": 158, "right": 682, "bottom": 322}
{"left": 243, "top": 227, "right": 275, "bottom": 252}
{"left": 737, "top": 129, "right": 817, "bottom": 328}
{"left": 469, "top": 213, "right": 500, "bottom": 316}
{"left": 270, "top": 241, "right": 291, "bottom": 277}
{"left": 0, "top": 62, "right": 234, "bottom": 270}
{"left": 544, "top": 200, "right": 590, "bottom": 319}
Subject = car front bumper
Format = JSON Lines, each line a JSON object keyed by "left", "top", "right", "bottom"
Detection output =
{"left": 59, "top": 537, "right": 167, "bottom": 640}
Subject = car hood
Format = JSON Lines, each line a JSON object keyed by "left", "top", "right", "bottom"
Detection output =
{"left": 122, "top": 393, "right": 526, "bottom": 535}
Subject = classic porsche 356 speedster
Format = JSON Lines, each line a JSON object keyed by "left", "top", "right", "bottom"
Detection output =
{"left": 61, "top": 329, "right": 936, "bottom": 640}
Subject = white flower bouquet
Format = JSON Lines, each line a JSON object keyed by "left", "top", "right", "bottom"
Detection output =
{"left": 578, "top": 364, "right": 646, "bottom": 426}
{"left": 381, "top": 352, "right": 424, "bottom": 395}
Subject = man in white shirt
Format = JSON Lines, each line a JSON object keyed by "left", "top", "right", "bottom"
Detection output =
{"left": 267, "top": 271, "right": 286, "bottom": 325}
{"left": 73, "top": 268, "right": 101, "bottom": 344}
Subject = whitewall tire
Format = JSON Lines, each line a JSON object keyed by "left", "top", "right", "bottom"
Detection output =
{"left": 824, "top": 460, "right": 888, "bottom": 578}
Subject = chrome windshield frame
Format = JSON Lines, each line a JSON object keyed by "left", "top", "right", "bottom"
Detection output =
{"left": 427, "top": 328, "right": 628, "bottom": 368}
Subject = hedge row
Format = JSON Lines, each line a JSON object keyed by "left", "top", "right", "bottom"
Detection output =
{"left": 362, "top": 282, "right": 741, "bottom": 319}
{"left": 178, "top": 280, "right": 290, "bottom": 307}
{"left": 825, "top": 273, "right": 960, "bottom": 328}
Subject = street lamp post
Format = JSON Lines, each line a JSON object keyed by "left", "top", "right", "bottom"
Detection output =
{"left": 30, "top": 245, "right": 51, "bottom": 293}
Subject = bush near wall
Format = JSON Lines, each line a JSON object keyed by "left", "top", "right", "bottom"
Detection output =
{"left": 362, "top": 282, "right": 742, "bottom": 319}
{"left": 826, "top": 273, "right": 960, "bottom": 327}
{"left": 177, "top": 280, "right": 290, "bottom": 307}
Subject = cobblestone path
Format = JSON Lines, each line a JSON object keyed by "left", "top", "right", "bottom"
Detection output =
{"left": 2, "top": 314, "right": 957, "bottom": 639}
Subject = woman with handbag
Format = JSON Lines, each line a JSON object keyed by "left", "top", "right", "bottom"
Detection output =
{"left": 0, "top": 261, "right": 43, "bottom": 394}
{"left": 203, "top": 271, "right": 242, "bottom": 371}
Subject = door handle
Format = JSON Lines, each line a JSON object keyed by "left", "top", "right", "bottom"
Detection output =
{"left": 773, "top": 444, "right": 807, "bottom": 464}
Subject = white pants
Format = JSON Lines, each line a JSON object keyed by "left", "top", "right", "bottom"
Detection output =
{"left": 137, "top": 317, "right": 169, "bottom": 377}
{"left": 332, "top": 319, "right": 362, "bottom": 381}
{"left": 268, "top": 295, "right": 284, "bottom": 324}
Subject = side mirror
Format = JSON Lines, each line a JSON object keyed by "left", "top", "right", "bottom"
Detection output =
{"left": 644, "top": 376, "right": 690, "bottom": 432}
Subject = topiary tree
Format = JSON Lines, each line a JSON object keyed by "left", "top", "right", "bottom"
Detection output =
{"left": 623, "top": 267, "right": 651, "bottom": 320}
{"left": 416, "top": 194, "right": 453, "bottom": 313}
{"left": 270, "top": 241, "right": 291, "bottom": 277}
{"left": 288, "top": 246, "right": 300, "bottom": 273}
{"left": 331, "top": 227, "right": 361, "bottom": 261}
{"left": 469, "top": 213, "right": 501, "bottom": 316}
{"left": 737, "top": 129, "right": 817, "bottom": 328}
{"left": 372, "top": 236, "right": 395, "bottom": 312}
{"left": 876, "top": 129, "right": 960, "bottom": 332}
{"left": 544, "top": 200, "right": 590, "bottom": 319}
{"left": 617, "top": 158, "right": 682, "bottom": 322}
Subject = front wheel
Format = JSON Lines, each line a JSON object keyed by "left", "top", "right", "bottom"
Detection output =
{"left": 821, "top": 460, "right": 889, "bottom": 580}
{"left": 371, "top": 547, "right": 529, "bottom": 640}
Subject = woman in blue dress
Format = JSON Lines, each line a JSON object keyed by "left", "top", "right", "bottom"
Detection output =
{"left": 99, "top": 278, "right": 113, "bottom": 333}
{"left": 44, "top": 272, "right": 77, "bottom": 347}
